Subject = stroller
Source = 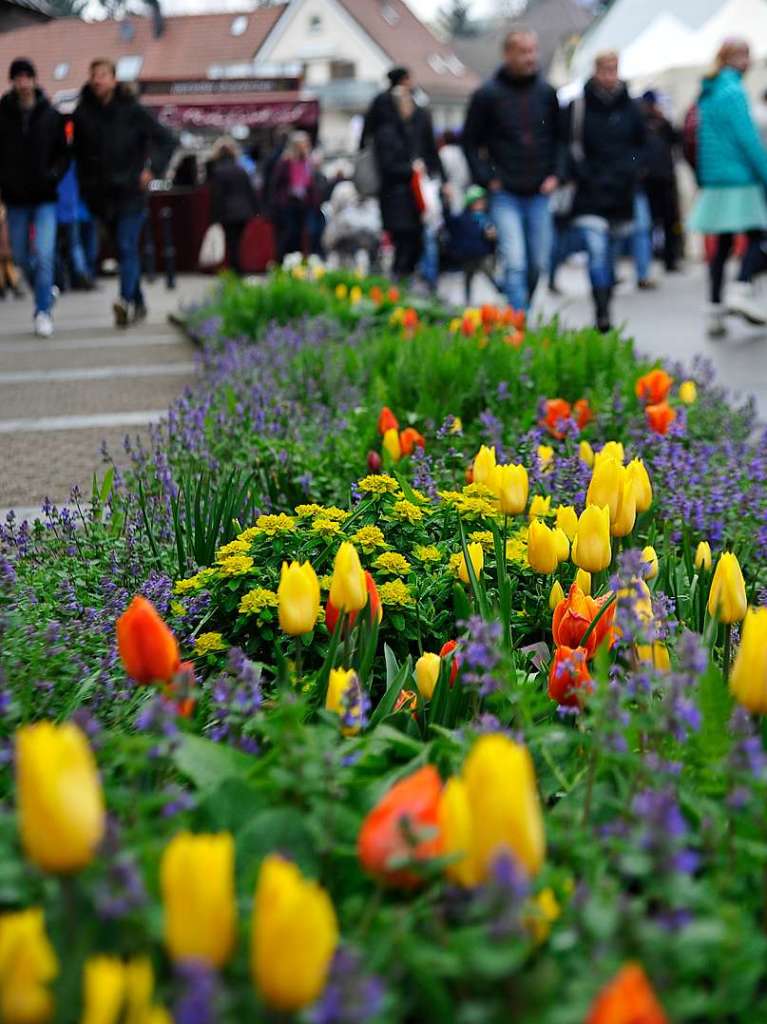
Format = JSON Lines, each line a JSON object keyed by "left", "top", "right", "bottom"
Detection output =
{"left": 322, "top": 180, "right": 382, "bottom": 274}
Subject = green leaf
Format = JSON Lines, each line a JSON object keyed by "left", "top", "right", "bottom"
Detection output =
{"left": 237, "top": 808, "right": 317, "bottom": 876}
{"left": 173, "top": 734, "right": 254, "bottom": 792}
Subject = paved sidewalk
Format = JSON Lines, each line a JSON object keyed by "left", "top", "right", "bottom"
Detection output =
{"left": 0, "top": 275, "right": 212, "bottom": 519}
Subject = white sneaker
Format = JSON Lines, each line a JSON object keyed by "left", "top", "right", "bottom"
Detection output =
{"left": 34, "top": 311, "right": 53, "bottom": 338}
{"left": 706, "top": 303, "right": 727, "bottom": 338}
{"left": 726, "top": 280, "right": 767, "bottom": 325}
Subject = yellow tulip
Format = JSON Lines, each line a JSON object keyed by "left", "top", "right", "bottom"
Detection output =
{"left": 528, "top": 494, "right": 552, "bottom": 520}
{"left": 16, "top": 722, "right": 105, "bottom": 874}
{"left": 325, "top": 668, "right": 362, "bottom": 734}
{"left": 626, "top": 458, "right": 653, "bottom": 513}
{"left": 575, "top": 568, "right": 592, "bottom": 595}
{"left": 459, "top": 542, "right": 484, "bottom": 585}
{"left": 573, "top": 505, "right": 611, "bottom": 572}
{"left": 679, "top": 379, "right": 697, "bottom": 404}
{"left": 695, "top": 540, "right": 712, "bottom": 571}
{"left": 438, "top": 777, "right": 476, "bottom": 887}
{"left": 414, "top": 652, "right": 441, "bottom": 700}
{"left": 349, "top": 285, "right": 363, "bottom": 305}
{"left": 610, "top": 468, "right": 637, "bottom": 538}
{"left": 124, "top": 958, "right": 154, "bottom": 1024}
{"left": 81, "top": 957, "right": 125, "bottom": 1024}
{"left": 463, "top": 734, "right": 545, "bottom": 878}
{"left": 0, "top": 908, "right": 57, "bottom": 1024}
{"left": 555, "top": 505, "right": 578, "bottom": 541}
{"left": 278, "top": 560, "right": 320, "bottom": 636}
{"left": 553, "top": 527, "right": 570, "bottom": 562}
{"left": 526, "top": 887, "right": 561, "bottom": 945}
{"left": 730, "top": 607, "right": 767, "bottom": 713}
{"left": 472, "top": 445, "right": 497, "bottom": 486}
{"left": 595, "top": 441, "right": 624, "bottom": 466}
{"left": 537, "top": 444, "right": 554, "bottom": 471}
{"left": 251, "top": 854, "right": 338, "bottom": 1012}
{"left": 587, "top": 456, "right": 621, "bottom": 521}
{"left": 549, "top": 580, "right": 565, "bottom": 611}
{"left": 708, "top": 552, "right": 747, "bottom": 624}
{"left": 579, "top": 440, "right": 595, "bottom": 467}
{"left": 636, "top": 642, "right": 671, "bottom": 671}
{"left": 161, "top": 832, "right": 236, "bottom": 969}
{"left": 641, "top": 545, "right": 659, "bottom": 580}
{"left": 494, "top": 463, "right": 528, "bottom": 515}
{"left": 527, "top": 519, "right": 559, "bottom": 574}
{"left": 334, "top": 283, "right": 347, "bottom": 299}
{"left": 329, "top": 542, "right": 367, "bottom": 613}
{"left": 382, "top": 427, "right": 401, "bottom": 462}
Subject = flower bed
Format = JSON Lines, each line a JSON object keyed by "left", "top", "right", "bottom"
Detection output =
{"left": 2, "top": 268, "right": 767, "bottom": 1022}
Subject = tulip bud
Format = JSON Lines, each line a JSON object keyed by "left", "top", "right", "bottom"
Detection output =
{"left": 610, "top": 468, "right": 637, "bottom": 538}
{"left": 117, "top": 595, "right": 180, "bottom": 685}
{"left": 694, "top": 540, "right": 712, "bottom": 571}
{"left": 16, "top": 722, "right": 105, "bottom": 874}
{"left": 573, "top": 505, "right": 611, "bottom": 573}
{"left": 553, "top": 527, "right": 570, "bottom": 562}
{"left": 494, "top": 463, "right": 528, "bottom": 515}
{"left": 537, "top": 444, "right": 554, "bottom": 471}
{"left": 458, "top": 542, "right": 484, "bottom": 585}
{"left": 635, "top": 368, "right": 673, "bottom": 404}
{"left": 587, "top": 963, "right": 668, "bottom": 1024}
{"left": 548, "top": 645, "right": 591, "bottom": 706}
{"left": 472, "top": 445, "right": 497, "bottom": 486}
{"left": 646, "top": 401, "right": 676, "bottom": 435}
{"left": 382, "top": 427, "right": 401, "bottom": 462}
{"left": 462, "top": 734, "right": 545, "bottom": 878}
{"left": 438, "top": 777, "right": 476, "bottom": 887}
{"left": 399, "top": 427, "right": 426, "bottom": 456}
{"left": 575, "top": 568, "right": 591, "bottom": 595}
{"left": 641, "top": 545, "right": 659, "bottom": 580}
{"left": 729, "top": 607, "right": 767, "bottom": 713}
{"left": 161, "top": 832, "right": 236, "bottom": 969}
{"left": 626, "top": 458, "right": 653, "bottom": 513}
{"left": 679, "top": 379, "right": 697, "bottom": 404}
{"left": 326, "top": 571, "right": 381, "bottom": 634}
{"left": 527, "top": 519, "right": 559, "bottom": 574}
{"left": 0, "top": 908, "right": 57, "bottom": 1024}
{"left": 579, "top": 440, "right": 595, "bottom": 467}
{"left": 329, "top": 542, "right": 367, "bottom": 614}
{"left": 366, "top": 450, "right": 382, "bottom": 474}
{"left": 707, "top": 551, "right": 747, "bottom": 624}
{"left": 81, "top": 956, "right": 125, "bottom": 1024}
{"left": 587, "top": 456, "right": 621, "bottom": 522}
{"left": 528, "top": 494, "right": 552, "bottom": 520}
{"left": 278, "top": 560, "right": 320, "bottom": 636}
{"left": 594, "top": 441, "right": 624, "bottom": 467}
{"left": 325, "top": 668, "right": 364, "bottom": 735}
{"left": 349, "top": 284, "right": 363, "bottom": 304}
{"left": 251, "top": 855, "right": 338, "bottom": 1012}
{"left": 636, "top": 642, "right": 671, "bottom": 671}
{"left": 555, "top": 505, "right": 578, "bottom": 541}
{"left": 415, "top": 652, "right": 441, "bottom": 700}
{"left": 549, "top": 580, "right": 565, "bottom": 611}
{"left": 439, "top": 639, "right": 460, "bottom": 685}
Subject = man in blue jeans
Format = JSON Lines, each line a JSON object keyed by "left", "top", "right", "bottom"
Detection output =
{"left": 73, "top": 59, "right": 176, "bottom": 327}
{"left": 0, "top": 58, "right": 69, "bottom": 337}
{"left": 463, "top": 30, "right": 566, "bottom": 312}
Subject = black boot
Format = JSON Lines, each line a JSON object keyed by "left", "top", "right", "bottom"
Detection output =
{"left": 593, "top": 286, "right": 612, "bottom": 333}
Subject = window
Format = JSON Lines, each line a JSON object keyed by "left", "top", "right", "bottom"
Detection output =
{"left": 381, "top": 3, "right": 399, "bottom": 25}
{"left": 230, "top": 15, "right": 248, "bottom": 36}
{"left": 445, "top": 54, "right": 465, "bottom": 76}
{"left": 308, "top": 13, "right": 322, "bottom": 33}
{"left": 428, "top": 53, "right": 447, "bottom": 74}
{"left": 118, "top": 20, "right": 135, "bottom": 42}
{"left": 115, "top": 55, "right": 143, "bottom": 81}
{"left": 330, "top": 60, "right": 355, "bottom": 80}
{"left": 53, "top": 62, "right": 69, "bottom": 80}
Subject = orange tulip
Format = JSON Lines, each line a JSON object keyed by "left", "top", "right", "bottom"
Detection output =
{"left": 552, "top": 583, "right": 615, "bottom": 660}
{"left": 574, "top": 397, "right": 593, "bottom": 429}
{"left": 358, "top": 765, "right": 443, "bottom": 887}
{"left": 635, "top": 369, "right": 673, "bottom": 405}
{"left": 387, "top": 286, "right": 400, "bottom": 303}
{"left": 325, "top": 572, "right": 381, "bottom": 634}
{"left": 548, "top": 646, "right": 591, "bottom": 706}
{"left": 645, "top": 402, "right": 676, "bottom": 435}
{"left": 439, "top": 639, "right": 460, "bottom": 685}
{"left": 402, "top": 308, "right": 419, "bottom": 331}
{"left": 399, "top": 427, "right": 426, "bottom": 456}
{"left": 117, "top": 596, "right": 180, "bottom": 685}
{"left": 370, "top": 285, "right": 383, "bottom": 304}
{"left": 377, "top": 407, "right": 399, "bottom": 435}
{"left": 586, "top": 963, "right": 668, "bottom": 1024}
{"left": 541, "top": 398, "right": 571, "bottom": 439}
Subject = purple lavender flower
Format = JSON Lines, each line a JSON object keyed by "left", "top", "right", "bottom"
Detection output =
{"left": 308, "top": 948, "right": 385, "bottom": 1024}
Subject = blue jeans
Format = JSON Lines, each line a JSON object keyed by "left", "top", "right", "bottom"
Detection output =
{"left": 578, "top": 221, "right": 617, "bottom": 291}
{"left": 631, "top": 191, "right": 652, "bottom": 282}
{"left": 6, "top": 203, "right": 57, "bottom": 314}
{"left": 489, "top": 190, "right": 551, "bottom": 310}
{"left": 115, "top": 208, "right": 146, "bottom": 305}
{"left": 419, "top": 225, "right": 439, "bottom": 290}
{"left": 68, "top": 220, "right": 98, "bottom": 280}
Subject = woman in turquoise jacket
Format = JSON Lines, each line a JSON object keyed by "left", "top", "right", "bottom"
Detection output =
{"left": 689, "top": 38, "right": 767, "bottom": 334}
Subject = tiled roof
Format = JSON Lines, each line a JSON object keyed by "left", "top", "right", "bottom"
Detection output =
{"left": 335, "top": 0, "right": 479, "bottom": 98}
{"left": 0, "top": 7, "right": 286, "bottom": 97}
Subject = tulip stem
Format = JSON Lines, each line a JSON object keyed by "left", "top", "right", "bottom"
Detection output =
{"left": 722, "top": 624, "right": 732, "bottom": 680}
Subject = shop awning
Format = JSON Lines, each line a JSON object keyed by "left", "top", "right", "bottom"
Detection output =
{"left": 143, "top": 91, "right": 319, "bottom": 130}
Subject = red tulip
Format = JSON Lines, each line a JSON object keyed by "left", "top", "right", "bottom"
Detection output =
{"left": 645, "top": 402, "right": 676, "bottom": 435}
{"left": 574, "top": 397, "right": 593, "bottom": 429}
{"left": 635, "top": 369, "right": 673, "bottom": 405}
{"left": 399, "top": 427, "right": 426, "bottom": 456}
{"left": 542, "top": 398, "right": 572, "bottom": 439}
{"left": 402, "top": 308, "right": 419, "bottom": 331}
{"left": 367, "top": 450, "right": 382, "bottom": 474}
{"left": 117, "top": 596, "right": 180, "bottom": 684}
{"left": 357, "top": 765, "right": 443, "bottom": 887}
{"left": 586, "top": 963, "right": 668, "bottom": 1024}
{"left": 548, "top": 645, "right": 591, "bottom": 706}
{"left": 387, "top": 286, "right": 400, "bottom": 303}
{"left": 439, "top": 639, "right": 460, "bottom": 685}
{"left": 370, "top": 285, "right": 383, "bottom": 304}
{"left": 326, "top": 572, "right": 381, "bottom": 634}
{"left": 377, "top": 406, "right": 399, "bottom": 435}
{"left": 552, "top": 583, "right": 615, "bottom": 660}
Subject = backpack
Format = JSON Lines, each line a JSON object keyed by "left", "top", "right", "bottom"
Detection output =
{"left": 682, "top": 102, "right": 699, "bottom": 172}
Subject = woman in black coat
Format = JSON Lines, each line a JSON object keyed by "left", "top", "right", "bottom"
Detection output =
{"left": 368, "top": 68, "right": 443, "bottom": 278}
{"left": 209, "top": 138, "right": 257, "bottom": 274}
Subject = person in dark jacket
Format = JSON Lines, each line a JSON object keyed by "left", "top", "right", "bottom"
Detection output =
{"left": 0, "top": 58, "right": 69, "bottom": 337}
{"left": 270, "top": 130, "right": 318, "bottom": 260}
{"left": 73, "top": 58, "right": 176, "bottom": 327}
{"left": 366, "top": 67, "right": 443, "bottom": 278}
{"left": 208, "top": 138, "right": 257, "bottom": 274}
{"left": 568, "top": 51, "right": 646, "bottom": 331}
{"left": 640, "top": 90, "right": 681, "bottom": 273}
{"left": 463, "top": 30, "right": 565, "bottom": 311}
